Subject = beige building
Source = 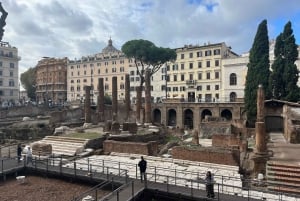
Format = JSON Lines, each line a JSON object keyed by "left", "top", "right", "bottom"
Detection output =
{"left": 0, "top": 41, "right": 20, "bottom": 107}
{"left": 35, "top": 57, "right": 68, "bottom": 104}
{"left": 166, "top": 42, "right": 238, "bottom": 102}
{"left": 67, "top": 39, "right": 132, "bottom": 103}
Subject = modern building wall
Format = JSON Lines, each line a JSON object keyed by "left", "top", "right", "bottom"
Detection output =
{"left": 35, "top": 57, "right": 68, "bottom": 104}
{"left": 0, "top": 41, "right": 20, "bottom": 106}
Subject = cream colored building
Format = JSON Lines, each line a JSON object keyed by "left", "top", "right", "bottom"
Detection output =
{"left": 0, "top": 41, "right": 20, "bottom": 107}
{"left": 166, "top": 42, "right": 238, "bottom": 102}
{"left": 67, "top": 39, "right": 132, "bottom": 103}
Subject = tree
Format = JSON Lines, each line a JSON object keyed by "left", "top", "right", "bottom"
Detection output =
{"left": 244, "top": 19, "right": 271, "bottom": 125}
{"left": 270, "top": 21, "right": 299, "bottom": 101}
{"left": 122, "top": 39, "right": 177, "bottom": 122}
{"left": 20, "top": 67, "right": 36, "bottom": 100}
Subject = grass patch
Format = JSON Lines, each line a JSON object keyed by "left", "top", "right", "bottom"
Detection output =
{"left": 166, "top": 134, "right": 180, "bottom": 142}
{"left": 65, "top": 132, "right": 101, "bottom": 139}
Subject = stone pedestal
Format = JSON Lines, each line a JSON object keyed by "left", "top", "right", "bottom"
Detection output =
{"left": 112, "top": 76, "right": 118, "bottom": 121}
{"left": 85, "top": 86, "right": 91, "bottom": 123}
{"left": 97, "top": 78, "right": 104, "bottom": 122}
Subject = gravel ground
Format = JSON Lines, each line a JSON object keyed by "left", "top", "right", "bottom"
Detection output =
{"left": 0, "top": 175, "right": 109, "bottom": 201}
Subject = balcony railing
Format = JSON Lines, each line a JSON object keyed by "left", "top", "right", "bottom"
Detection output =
{"left": 186, "top": 80, "right": 197, "bottom": 85}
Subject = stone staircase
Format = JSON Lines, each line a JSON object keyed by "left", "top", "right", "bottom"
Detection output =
{"left": 266, "top": 161, "right": 300, "bottom": 195}
{"left": 34, "top": 136, "right": 89, "bottom": 156}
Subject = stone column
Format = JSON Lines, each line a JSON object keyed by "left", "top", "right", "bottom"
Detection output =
{"left": 145, "top": 69, "right": 151, "bottom": 123}
{"left": 177, "top": 106, "right": 183, "bottom": 129}
{"left": 255, "top": 84, "right": 266, "bottom": 153}
{"left": 97, "top": 78, "right": 104, "bottom": 122}
{"left": 112, "top": 76, "right": 118, "bottom": 121}
{"left": 85, "top": 86, "right": 91, "bottom": 123}
{"left": 136, "top": 86, "right": 141, "bottom": 123}
{"left": 125, "top": 74, "right": 131, "bottom": 121}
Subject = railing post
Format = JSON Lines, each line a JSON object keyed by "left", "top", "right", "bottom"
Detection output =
{"left": 111, "top": 177, "right": 114, "bottom": 191}
{"left": 8, "top": 147, "right": 10, "bottom": 158}
{"left": 74, "top": 161, "right": 76, "bottom": 177}
{"left": 222, "top": 175, "right": 223, "bottom": 193}
{"left": 167, "top": 176, "right": 169, "bottom": 192}
{"left": 197, "top": 172, "right": 199, "bottom": 189}
{"left": 125, "top": 170, "right": 128, "bottom": 183}
{"left": 175, "top": 169, "right": 177, "bottom": 186}
{"left": 35, "top": 156, "right": 37, "bottom": 169}
{"left": 217, "top": 183, "right": 220, "bottom": 201}
{"left": 118, "top": 162, "right": 120, "bottom": 176}
{"left": 102, "top": 160, "right": 104, "bottom": 173}
{"left": 154, "top": 167, "right": 156, "bottom": 183}
{"left": 136, "top": 164, "right": 138, "bottom": 179}
{"left": 60, "top": 156, "right": 62, "bottom": 175}
{"left": 46, "top": 158, "right": 48, "bottom": 173}
{"left": 117, "top": 190, "right": 119, "bottom": 201}
{"left": 106, "top": 167, "right": 109, "bottom": 180}
{"left": 87, "top": 158, "right": 90, "bottom": 172}
{"left": 247, "top": 186, "right": 250, "bottom": 201}
{"left": 190, "top": 180, "right": 193, "bottom": 197}
{"left": 95, "top": 188, "right": 98, "bottom": 201}
{"left": 131, "top": 181, "right": 134, "bottom": 200}
{"left": 1, "top": 159, "right": 3, "bottom": 173}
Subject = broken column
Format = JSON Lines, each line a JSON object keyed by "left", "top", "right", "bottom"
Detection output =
{"left": 145, "top": 69, "right": 151, "bottom": 123}
{"left": 252, "top": 84, "right": 269, "bottom": 177}
{"left": 97, "top": 78, "right": 104, "bottom": 122}
{"left": 125, "top": 74, "right": 131, "bottom": 121}
{"left": 85, "top": 86, "right": 91, "bottom": 123}
{"left": 112, "top": 76, "right": 118, "bottom": 121}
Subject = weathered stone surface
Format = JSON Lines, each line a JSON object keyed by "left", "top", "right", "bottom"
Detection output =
{"left": 103, "top": 120, "right": 112, "bottom": 132}
{"left": 127, "top": 122, "right": 138, "bottom": 134}
{"left": 111, "top": 121, "right": 120, "bottom": 134}
{"left": 32, "top": 143, "right": 52, "bottom": 156}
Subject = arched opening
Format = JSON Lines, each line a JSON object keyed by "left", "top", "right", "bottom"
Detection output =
{"left": 153, "top": 109, "right": 161, "bottom": 124}
{"left": 184, "top": 109, "right": 193, "bottom": 129}
{"left": 221, "top": 109, "right": 232, "bottom": 120}
{"left": 168, "top": 109, "right": 177, "bottom": 127}
{"left": 201, "top": 109, "right": 212, "bottom": 121}
{"left": 265, "top": 116, "right": 283, "bottom": 132}
{"left": 230, "top": 92, "right": 237, "bottom": 102}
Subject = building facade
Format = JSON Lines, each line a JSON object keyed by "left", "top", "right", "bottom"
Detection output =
{"left": 35, "top": 57, "right": 68, "bottom": 105}
{"left": 166, "top": 42, "right": 239, "bottom": 102}
{"left": 0, "top": 41, "right": 20, "bottom": 107}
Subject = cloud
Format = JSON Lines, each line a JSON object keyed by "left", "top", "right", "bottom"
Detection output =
{"left": 0, "top": 0, "right": 299, "bottom": 74}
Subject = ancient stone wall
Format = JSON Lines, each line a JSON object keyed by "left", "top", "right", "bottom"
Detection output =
{"left": 108, "top": 132, "right": 164, "bottom": 143}
{"left": 199, "top": 122, "right": 231, "bottom": 138}
{"left": 212, "top": 134, "right": 248, "bottom": 152}
{"left": 49, "top": 108, "right": 83, "bottom": 125}
{"left": 172, "top": 146, "right": 240, "bottom": 166}
{"left": 0, "top": 105, "right": 46, "bottom": 119}
{"left": 103, "top": 140, "right": 158, "bottom": 156}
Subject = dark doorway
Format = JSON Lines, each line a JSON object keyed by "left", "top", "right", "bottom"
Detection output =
{"left": 221, "top": 109, "right": 232, "bottom": 120}
{"left": 168, "top": 109, "right": 177, "bottom": 127}
{"left": 265, "top": 116, "right": 283, "bottom": 132}
{"left": 188, "top": 92, "right": 195, "bottom": 102}
{"left": 184, "top": 109, "right": 193, "bottom": 129}
{"left": 153, "top": 109, "right": 161, "bottom": 124}
{"left": 201, "top": 109, "right": 212, "bottom": 121}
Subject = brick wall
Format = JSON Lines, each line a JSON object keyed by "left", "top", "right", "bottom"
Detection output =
{"left": 103, "top": 140, "right": 158, "bottom": 156}
{"left": 172, "top": 146, "right": 240, "bottom": 166}
{"left": 212, "top": 134, "right": 247, "bottom": 152}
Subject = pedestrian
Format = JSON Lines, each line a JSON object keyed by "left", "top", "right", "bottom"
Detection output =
{"left": 17, "top": 144, "right": 22, "bottom": 163}
{"left": 26, "top": 147, "right": 33, "bottom": 165}
{"left": 138, "top": 156, "right": 147, "bottom": 183}
{"left": 205, "top": 171, "right": 215, "bottom": 198}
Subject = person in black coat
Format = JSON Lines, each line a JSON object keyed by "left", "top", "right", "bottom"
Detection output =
{"left": 205, "top": 171, "right": 215, "bottom": 198}
{"left": 138, "top": 156, "right": 147, "bottom": 183}
{"left": 17, "top": 144, "right": 22, "bottom": 163}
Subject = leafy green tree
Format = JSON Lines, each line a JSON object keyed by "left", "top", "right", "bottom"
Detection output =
{"left": 270, "top": 21, "right": 299, "bottom": 101}
{"left": 20, "top": 67, "right": 36, "bottom": 100}
{"left": 122, "top": 39, "right": 176, "bottom": 121}
{"left": 244, "top": 19, "right": 271, "bottom": 125}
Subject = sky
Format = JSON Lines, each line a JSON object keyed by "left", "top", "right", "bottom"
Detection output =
{"left": 2, "top": 0, "right": 300, "bottom": 75}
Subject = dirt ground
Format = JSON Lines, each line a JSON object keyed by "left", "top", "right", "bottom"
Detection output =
{"left": 0, "top": 175, "right": 109, "bottom": 201}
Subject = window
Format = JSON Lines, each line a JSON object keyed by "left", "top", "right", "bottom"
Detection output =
{"left": 198, "top": 62, "right": 202, "bottom": 68}
{"left": 0, "top": 61, "right": 2, "bottom": 67}
{"left": 10, "top": 90, "right": 13, "bottom": 96}
{"left": 215, "top": 72, "right": 219, "bottom": 79}
{"left": 206, "top": 72, "right": 210, "bottom": 79}
{"left": 230, "top": 92, "right": 237, "bottom": 102}
{"left": 120, "top": 67, "right": 124, "bottom": 72}
{"left": 173, "top": 87, "right": 178, "bottom": 91}
{"left": 181, "top": 54, "right": 184, "bottom": 59}
{"left": 77, "top": 71, "right": 80, "bottom": 76}
{"left": 180, "top": 86, "right": 186, "bottom": 91}
{"left": 189, "top": 52, "right": 193, "bottom": 58}
{"left": 215, "top": 85, "right": 219, "bottom": 90}
{"left": 10, "top": 71, "right": 13, "bottom": 77}
{"left": 83, "top": 79, "right": 87, "bottom": 83}
{"left": 77, "top": 79, "right": 80, "bottom": 83}
{"left": 0, "top": 70, "right": 2, "bottom": 76}
{"left": 130, "top": 77, "right": 134, "bottom": 82}
{"left": 172, "top": 64, "right": 178, "bottom": 71}
{"left": 173, "top": 75, "right": 177, "bottom": 81}
{"left": 71, "top": 80, "right": 74, "bottom": 83}
{"left": 214, "top": 49, "right": 221, "bottom": 55}
{"left": 0, "top": 79, "right": 2, "bottom": 86}
{"left": 167, "top": 65, "right": 170, "bottom": 71}
{"left": 97, "top": 63, "right": 101, "bottom": 66}
{"left": 130, "top": 71, "right": 135, "bottom": 75}
{"left": 206, "top": 61, "right": 210, "bottom": 67}
{"left": 112, "top": 68, "right": 116, "bottom": 73}
{"left": 105, "top": 84, "right": 109, "bottom": 90}
{"left": 10, "top": 63, "right": 14, "bottom": 68}
{"left": 206, "top": 85, "right": 210, "bottom": 90}
{"left": 197, "top": 86, "right": 202, "bottom": 91}
{"left": 198, "top": 73, "right": 202, "bottom": 80}
{"left": 189, "top": 74, "right": 193, "bottom": 80}
{"left": 120, "top": 84, "right": 125, "bottom": 89}
{"left": 189, "top": 63, "right": 193, "bottom": 69}
{"left": 197, "top": 51, "right": 202, "bottom": 57}
{"left": 84, "top": 70, "right": 86, "bottom": 75}
{"left": 205, "top": 50, "right": 211, "bottom": 56}
{"left": 105, "top": 69, "right": 108, "bottom": 73}
{"left": 136, "top": 77, "right": 140, "bottom": 81}
{"left": 215, "top": 93, "right": 219, "bottom": 99}
{"left": 0, "top": 90, "right": 2, "bottom": 95}
{"left": 215, "top": 60, "right": 219, "bottom": 66}
{"left": 70, "top": 86, "right": 74, "bottom": 91}
{"left": 98, "top": 69, "right": 100, "bottom": 74}
{"left": 181, "top": 63, "right": 184, "bottom": 70}
{"left": 181, "top": 74, "right": 185, "bottom": 81}
{"left": 230, "top": 73, "right": 237, "bottom": 85}
{"left": 121, "top": 76, "right": 124, "bottom": 81}
{"left": 77, "top": 86, "right": 80, "bottom": 91}
{"left": 105, "top": 77, "right": 108, "bottom": 81}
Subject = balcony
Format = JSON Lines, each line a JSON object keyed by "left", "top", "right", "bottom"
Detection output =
{"left": 186, "top": 80, "right": 197, "bottom": 85}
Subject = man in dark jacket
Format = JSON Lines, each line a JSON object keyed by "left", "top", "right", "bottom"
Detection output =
{"left": 17, "top": 144, "right": 22, "bottom": 163}
{"left": 138, "top": 156, "right": 147, "bottom": 183}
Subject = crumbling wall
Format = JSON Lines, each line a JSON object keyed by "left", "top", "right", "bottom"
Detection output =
{"left": 212, "top": 134, "right": 248, "bottom": 152}
{"left": 199, "top": 122, "right": 231, "bottom": 138}
{"left": 172, "top": 146, "right": 240, "bottom": 166}
{"left": 103, "top": 140, "right": 158, "bottom": 156}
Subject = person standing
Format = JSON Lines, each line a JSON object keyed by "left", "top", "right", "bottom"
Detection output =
{"left": 17, "top": 144, "right": 22, "bottom": 163}
{"left": 138, "top": 156, "right": 147, "bottom": 183}
{"left": 205, "top": 171, "right": 215, "bottom": 198}
{"left": 26, "top": 147, "right": 33, "bottom": 165}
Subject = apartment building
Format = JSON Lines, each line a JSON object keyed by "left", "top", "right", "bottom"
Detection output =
{"left": 0, "top": 41, "right": 20, "bottom": 106}
{"left": 166, "top": 42, "right": 239, "bottom": 102}
{"left": 35, "top": 57, "right": 68, "bottom": 104}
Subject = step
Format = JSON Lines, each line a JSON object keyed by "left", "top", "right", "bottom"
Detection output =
{"left": 267, "top": 185, "right": 300, "bottom": 194}
{"left": 38, "top": 140, "right": 85, "bottom": 148}
{"left": 267, "top": 161, "right": 300, "bottom": 170}
{"left": 267, "top": 179, "right": 300, "bottom": 188}
{"left": 44, "top": 136, "right": 88, "bottom": 143}
{"left": 267, "top": 170, "right": 300, "bottom": 179}
{"left": 267, "top": 165, "right": 300, "bottom": 174}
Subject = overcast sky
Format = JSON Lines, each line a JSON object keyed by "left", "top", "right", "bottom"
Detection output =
{"left": 2, "top": 0, "right": 300, "bottom": 75}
